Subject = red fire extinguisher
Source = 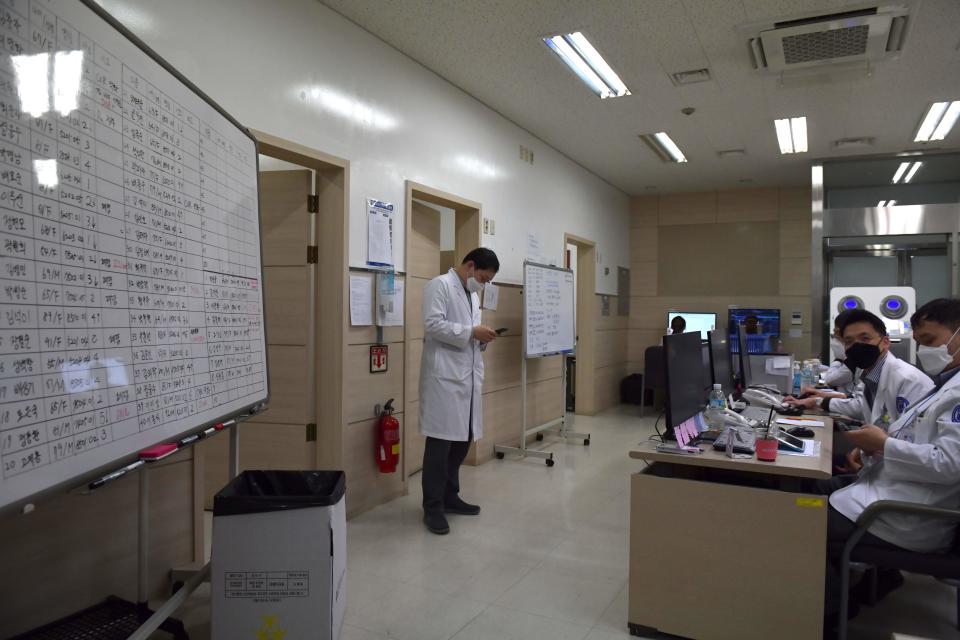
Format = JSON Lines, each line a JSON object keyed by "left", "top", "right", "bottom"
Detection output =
{"left": 377, "top": 399, "right": 400, "bottom": 473}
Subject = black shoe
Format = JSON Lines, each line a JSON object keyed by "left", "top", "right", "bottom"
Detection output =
{"left": 444, "top": 495, "right": 480, "bottom": 515}
{"left": 855, "top": 568, "right": 904, "bottom": 606}
{"left": 424, "top": 512, "right": 450, "bottom": 535}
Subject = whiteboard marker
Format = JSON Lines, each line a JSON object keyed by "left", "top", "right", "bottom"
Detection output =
{"left": 88, "top": 460, "right": 145, "bottom": 490}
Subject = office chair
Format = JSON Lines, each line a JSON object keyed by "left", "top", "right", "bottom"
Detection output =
{"left": 837, "top": 500, "right": 960, "bottom": 640}
{"left": 640, "top": 345, "right": 665, "bottom": 418}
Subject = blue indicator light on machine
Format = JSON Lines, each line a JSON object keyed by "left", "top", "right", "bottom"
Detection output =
{"left": 887, "top": 300, "right": 900, "bottom": 309}
{"left": 844, "top": 299, "right": 857, "bottom": 309}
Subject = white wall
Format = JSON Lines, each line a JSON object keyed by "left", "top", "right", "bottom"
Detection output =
{"left": 97, "top": 0, "right": 629, "bottom": 292}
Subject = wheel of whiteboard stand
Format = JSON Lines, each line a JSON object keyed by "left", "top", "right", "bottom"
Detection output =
{"left": 536, "top": 433, "right": 544, "bottom": 441}
{"left": 584, "top": 438, "right": 590, "bottom": 446}
{"left": 496, "top": 451, "right": 505, "bottom": 460}
{"left": 546, "top": 458, "right": 555, "bottom": 467}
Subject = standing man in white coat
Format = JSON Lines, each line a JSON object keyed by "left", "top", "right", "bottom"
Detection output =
{"left": 419, "top": 248, "right": 499, "bottom": 535}
{"left": 820, "top": 298, "right": 960, "bottom": 631}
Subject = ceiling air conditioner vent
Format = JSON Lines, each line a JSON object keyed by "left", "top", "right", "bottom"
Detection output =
{"left": 743, "top": 4, "right": 910, "bottom": 75}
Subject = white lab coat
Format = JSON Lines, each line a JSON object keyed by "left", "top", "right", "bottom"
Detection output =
{"left": 831, "top": 369, "right": 960, "bottom": 552}
{"left": 828, "top": 353, "right": 933, "bottom": 428}
{"left": 419, "top": 269, "right": 483, "bottom": 441}
{"left": 822, "top": 360, "right": 855, "bottom": 395}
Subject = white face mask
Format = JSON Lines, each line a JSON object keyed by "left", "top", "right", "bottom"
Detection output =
{"left": 466, "top": 276, "right": 484, "bottom": 293}
{"left": 917, "top": 326, "right": 960, "bottom": 376}
{"left": 830, "top": 337, "right": 846, "bottom": 360}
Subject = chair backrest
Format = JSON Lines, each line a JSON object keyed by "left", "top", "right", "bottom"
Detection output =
{"left": 644, "top": 345, "right": 666, "bottom": 389}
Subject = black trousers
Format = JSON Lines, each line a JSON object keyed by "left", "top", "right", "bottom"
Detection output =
{"left": 815, "top": 476, "right": 903, "bottom": 614}
{"left": 422, "top": 428, "right": 472, "bottom": 514}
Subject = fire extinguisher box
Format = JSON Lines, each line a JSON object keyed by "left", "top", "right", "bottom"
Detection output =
{"left": 211, "top": 470, "right": 347, "bottom": 640}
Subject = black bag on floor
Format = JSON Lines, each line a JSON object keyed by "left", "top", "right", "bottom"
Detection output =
{"left": 620, "top": 373, "right": 644, "bottom": 405}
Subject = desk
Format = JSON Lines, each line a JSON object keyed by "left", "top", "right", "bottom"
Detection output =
{"left": 628, "top": 420, "right": 833, "bottom": 640}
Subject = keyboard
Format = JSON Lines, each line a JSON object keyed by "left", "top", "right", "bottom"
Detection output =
{"left": 713, "top": 428, "right": 757, "bottom": 454}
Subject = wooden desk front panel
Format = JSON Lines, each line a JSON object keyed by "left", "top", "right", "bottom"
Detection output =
{"left": 629, "top": 472, "right": 826, "bottom": 640}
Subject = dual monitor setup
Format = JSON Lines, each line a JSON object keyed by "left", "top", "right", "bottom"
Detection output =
{"left": 659, "top": 309, "right": 804, "bottom": 454}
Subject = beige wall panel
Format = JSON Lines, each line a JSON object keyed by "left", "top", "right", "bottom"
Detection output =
{"left": 779, "top": 187, "right": 813, "bottom": 220}
{"left": 595, "top": 329, "right": 629, "bottom": 368}
{"left": 404, "top": 404, "right": 426, "bottom": 477}
{"left": 347, "top": 324, "right": 404, "bottom": 345}
{"left": 250, "top": 345, "right": 308, "bottom": 424}
{"left": 595, "top": 295, "right": 629, "bottom": 331}
{"left": 528, "top": 354, "right": 563, "bottom": 382}
{"left": 780, "top": 220, "right": 813, "bottom": 259}
{"left": 440, "top": 250, "right": 456, "bottom": 272}
{"left": 629, "top": 262, "right": 657, "bottom": 297}
{"left": 717, "top": 188, "right": 779, "bottom": 223}
{"left": 630, "top": 195, "right": 659, "bottom": 228}
{"left": 481, "top": 285, "right": 522, "bottom": 336}
{"left": 0, "top": 459, "right": 194, "bottom": 638}
{"left": 482, "top": 335, "right": 522, "bottom": 392}
{"left": 260, "top": 170, "right": 312, "bottom": 267}
{"left": 658, "top": 192, "right": 717, "bottom": 225}
{"left": 264, "top": 266, "right": 307, "bottom": 346}
{"left": 406, "top": 338, "right": 423, "bottom": 403}
{"left": 630, "top": 296, "right": 668, "bottom": 330}
{"left": 528, "top": 378, "right": 564, "bottom": 428}
{"left": 658, "top": 223, "right": 779, "bottom": 296}
{"left": 406, "top": 276, "right": 428, "bottom": 341}
{"left": 408, "top": 201, "right": 441, "bottom": 278}
{"left": 630, "top": 227, "right": 658, "bottom": 262}
{"left": 780, "top": 258, "right": 812, "bottom": 296}
{"left": 473, "top": 385, "right": 522, "bottom": 463}
{"left": 594, "top": 364, "right": 628, "bottom": 412}
{"left": 344, "top": 416, "right": 405, "bottom": 516}
{"left": 629, "top": 329, "right": 665, "bottom": 368}
{"left": 345, "top": 344, "right": 404, "bottom": 424}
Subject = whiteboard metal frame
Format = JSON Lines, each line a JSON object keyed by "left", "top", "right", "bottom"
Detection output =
{"left": 1, "top": 0, "right": 271, "bottom": 518}
{"left": 495, "top": 261, "right": 589, "bottom": 465}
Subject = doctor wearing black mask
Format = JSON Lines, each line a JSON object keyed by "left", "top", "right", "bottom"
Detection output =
{"left": 786, "top": 310, "right": 932, "bottom": 445}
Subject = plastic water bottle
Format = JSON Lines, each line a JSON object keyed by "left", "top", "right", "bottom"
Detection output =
{"left": 704, "top": 383, "right": 727, "bottom": 429}
{"left": 801, "top": 361, "right": 815, "bottom": 390}
{"left": 792, "top": 362, "right": 802, "bottom": 396}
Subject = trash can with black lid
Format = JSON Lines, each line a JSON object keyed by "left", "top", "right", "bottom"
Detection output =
{"left": 211, "top": 470, "right": 346, "bottom": 640}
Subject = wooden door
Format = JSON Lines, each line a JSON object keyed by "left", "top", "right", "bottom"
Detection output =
{"left": 200, "top": 169, "right": 315, "bottom": 507}
{"left": 404, "top": 201, "right": 442, "bottom": 476}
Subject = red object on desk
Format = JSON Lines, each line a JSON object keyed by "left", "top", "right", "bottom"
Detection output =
{"left": 139, "top": 443, "right": 178, "bottom": 461}
{"left": 756, "top": 438, "right": 778, "bottom": 462}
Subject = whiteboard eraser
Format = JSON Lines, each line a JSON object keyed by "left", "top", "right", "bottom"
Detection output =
{"left": 139, "top": 443, "right": 178, "bottom": 461}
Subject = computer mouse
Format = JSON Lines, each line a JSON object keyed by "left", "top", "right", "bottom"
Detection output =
{"left": 788, "top": 427, "right": 815, "bottom": 439}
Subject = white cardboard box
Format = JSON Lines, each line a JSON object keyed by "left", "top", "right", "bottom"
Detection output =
{"left": 211, "top": 479, "right": 346, "bottom": 640}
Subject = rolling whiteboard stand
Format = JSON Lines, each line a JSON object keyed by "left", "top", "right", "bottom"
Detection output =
{"left": 494, "top": 262, "right": 589, "bottom": 466}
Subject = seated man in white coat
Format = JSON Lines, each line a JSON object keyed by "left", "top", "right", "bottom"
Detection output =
{"left": 821, "top": 298, "right": 960, "bottom": 629}
{"left": 804, "top": 310, "right": 858, "bottom": 399}
{"left": 787, "top": 310, "right": 932, "bottom": 461}
{"left": 419, "top": 248, "right": 499, "bottom": 535}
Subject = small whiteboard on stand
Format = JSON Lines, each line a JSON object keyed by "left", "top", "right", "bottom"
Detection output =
{"left": 523, "top": 261, "right": 576, "bottom": 358}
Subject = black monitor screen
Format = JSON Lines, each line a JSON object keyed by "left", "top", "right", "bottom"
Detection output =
{"left": 736, "top": 324, "right": 754, "bottom": 387}
{"left": 707, "top": 330, "right": 734, "bottom": 396}
{"left": 728, "top": 308, "right": 780, "bottom": 354}
{"left": 663, "top": 332, "right": 709, "bottom": 434}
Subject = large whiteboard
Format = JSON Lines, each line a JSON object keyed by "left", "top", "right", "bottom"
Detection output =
{"left": 0, "top": 0, "right": 267, "bottom": 511}
{"left": 523, "top": 261, "right": 575, "bottom": 358}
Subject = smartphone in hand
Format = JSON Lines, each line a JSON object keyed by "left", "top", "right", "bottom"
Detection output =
{"left": 495, "top": 328, "right": 508, "bottom": 335}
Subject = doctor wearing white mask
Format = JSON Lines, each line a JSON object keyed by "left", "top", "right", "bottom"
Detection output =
{"left": 805, "top": 310, "right": 858, "bottom": 398}
{"left": 819, "top": 298, "right": 960, "bottom": 630}
{"left": 419, "top": 248, "right": 500, "bottom": 535}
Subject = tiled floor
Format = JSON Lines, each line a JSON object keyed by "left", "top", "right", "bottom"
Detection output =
{"left": 165, "top": 406, "right": 960, "bottom": 640}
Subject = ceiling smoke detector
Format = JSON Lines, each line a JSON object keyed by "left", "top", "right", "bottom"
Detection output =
{"left": 741, "top": 5, "right": 910, "bottom": 75}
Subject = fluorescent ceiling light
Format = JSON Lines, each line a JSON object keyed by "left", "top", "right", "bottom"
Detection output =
{"left": 904, "top": 161, "right": 922, "bottom": 183}
{"left": 639, "top": 132, "right": 687, "bottom": 163}
{"left": 915, "top": 101, "right": 960, "bottom": 142}
{"left": 774, "top": 116, "right": 807, "bottom": 154}
{"left": 888, "top": 200, "right": 897, "bottom": 206}
{"left": 544, "top": 32, "right": 630, "bottom": 99}
{"left": 877, "top": 200, "right": 887, "bottom": 207}
{"left": 891, "top": 162, "right": 910, "bottom": 183}
{"left": 877, "top": 200, "right": 897, "bottom": 207}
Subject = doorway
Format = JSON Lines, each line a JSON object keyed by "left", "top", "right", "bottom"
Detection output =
{"left": 403, "top": 182, "right": 481, "bottom": 477}
{"left": 564, "top": 234, "right": 597, "bottom": 415}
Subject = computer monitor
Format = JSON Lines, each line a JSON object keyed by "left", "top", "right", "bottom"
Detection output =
{"left": 667, "top": 311, "right": 717, "bottom": 341}
{"left": 707, "top": 330, "right": 735, "bottom": 396}
{"left": 728, "top": 308, "right": 780, "bottom": 353}
{"left": 662, "top": 331, "right": 709, "bottom": 436}
{"left": 736, "top": 323, "right": 753, "bottom": 387}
